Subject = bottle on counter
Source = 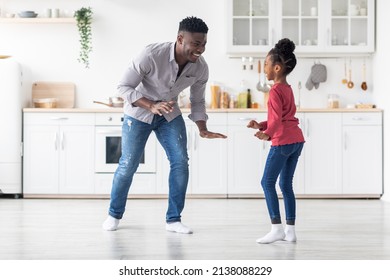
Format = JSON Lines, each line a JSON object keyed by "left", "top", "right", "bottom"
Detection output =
{"left": 237, "top": 80, "right": 248, "bottom": 108}
{"left": 247, "top": 89, "right": 251, "bottom": 108}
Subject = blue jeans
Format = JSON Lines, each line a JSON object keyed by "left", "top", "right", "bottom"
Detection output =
{"left": 108, "top": 114, "right": 189, "bottom": 223}
{"left": 261, "top": 142, "right": 304, "bottom": 224}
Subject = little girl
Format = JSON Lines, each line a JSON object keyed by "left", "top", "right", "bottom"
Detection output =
{"left": 247, "top": 38, "right": 305, "bottom": 244}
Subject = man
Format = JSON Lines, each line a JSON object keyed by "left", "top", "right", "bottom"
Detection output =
{"left": 102, "top": 16, "right": 226, "bottom": 233}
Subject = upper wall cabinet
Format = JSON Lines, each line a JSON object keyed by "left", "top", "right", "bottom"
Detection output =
{"left": 226, "top": 0, "right": 375, "bottom": 56}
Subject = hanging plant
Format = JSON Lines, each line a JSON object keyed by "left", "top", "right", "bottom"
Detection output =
{"left": 74, "top": 7, "right": 93, "bottom": 68}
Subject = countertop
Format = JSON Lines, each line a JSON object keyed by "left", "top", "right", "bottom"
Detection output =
{"left": 23, "top": 107, "right": 383, "bottom": 113}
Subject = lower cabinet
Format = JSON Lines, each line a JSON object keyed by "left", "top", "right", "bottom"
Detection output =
{"left": 187, "top": 114, "right": 228, "bottom": 195}
{"left": 300, "top": 112, "right": 382, "bottom": 197}
{"left": 227, "top": 112, "right": 268, "bottom": 196}
{"left": 226, "top": 111, "right": 383, "bottom": 198}
{"left": 302, "top": 113, "right": 343, "bottom": 195}
{"left": 23, "top": 113, "right": 95, "bottom": 195}
{"left": 22, "top": 111, "right": 383, "bottom": 198}
{"left": 158, "top": 113, "right": 228, "bottom": 196}
{"left": 342, "top": 113, "right": 383, "bottom": 195}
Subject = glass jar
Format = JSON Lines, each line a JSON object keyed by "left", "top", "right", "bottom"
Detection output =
{"left": 327, "top": 94, "right": 339, "bottom": 109}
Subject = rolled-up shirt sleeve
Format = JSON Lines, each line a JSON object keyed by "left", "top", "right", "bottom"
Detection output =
{"left": 188, "top": 64, "right": 209, "bottom": 122}
{"left": 118, "top": 51, "right": 151, "bottom": 107}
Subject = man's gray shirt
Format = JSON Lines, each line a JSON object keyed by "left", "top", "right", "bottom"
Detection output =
{"left": 118, "top": 42, "right": 209, "bottom": 124}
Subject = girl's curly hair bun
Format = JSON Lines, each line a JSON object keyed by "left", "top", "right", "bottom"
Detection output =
{"left": 275, "top": 38, "right": 295, "bottom": 56}
{"left": 268, "top": 38, "right": 297, "bottom": 75}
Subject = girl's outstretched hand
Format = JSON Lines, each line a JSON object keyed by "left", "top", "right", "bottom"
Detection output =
{"left": 247, "top": 120, "right": 261, "bottom": 129}
{"left": 254, "top": 131, "right": 270, "bottom": 141}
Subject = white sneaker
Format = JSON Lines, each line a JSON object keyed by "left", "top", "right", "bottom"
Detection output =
{"left": 102, "top": 216, "right": 120, "bottom": 231}
{"left": 166, "top": 222, "right": 193, "bottom": 234}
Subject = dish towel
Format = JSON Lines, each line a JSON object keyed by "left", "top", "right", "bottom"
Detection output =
{"left": 306, "top": 63, "right": 327, "bottom": 90}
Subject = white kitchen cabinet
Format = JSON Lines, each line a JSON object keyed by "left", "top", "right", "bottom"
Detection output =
{"left": 22, "top": 110, "right": 383, "bottom": 198}
{"left": 227, "top": 0, "right": 275, "bottom": 54}
{"left": 326, "top": 0, "right": 375, "bottom": 53}
{"left": 227, "top": 112, "right": 305, "bottom": 197}
{"left": 342, "top": 112, "right": 382, "bottom": 195}
{"left": 187, "top": 114, "right": 228, "bottom": 195}
{"left": 158, "top": 113, "right": 228, "bottom": 196}
{"left": 302, "top": 112, "right": 343, "bottom": 194}
{"left": 23, "top": 113, "right": 95, "bottom": 195}
{"left": 227, "top": 112, "right": 268, "bottom": 196}
{"left": 227, "top": 0, "right": 375, "bottom": 55}
{"left": 276, "top": 0, "right": 322, "bottom": 53}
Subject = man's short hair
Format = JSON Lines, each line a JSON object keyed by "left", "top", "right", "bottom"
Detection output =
{"left": 178, "top": 16, "right": 208, "bottom": 34}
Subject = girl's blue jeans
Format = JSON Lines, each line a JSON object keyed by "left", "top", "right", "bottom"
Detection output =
{"left": 261, "top": 142, "right": 304, "bottom": 224}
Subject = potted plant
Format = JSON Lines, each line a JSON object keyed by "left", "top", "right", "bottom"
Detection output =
{"left": 74, "top": 7, "right": 93, "bottom": 68}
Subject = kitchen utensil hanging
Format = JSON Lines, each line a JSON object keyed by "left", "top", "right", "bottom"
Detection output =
{"left": 342, "top": 58, "right": 348, "bottom": 85}
{"left": 347, "top": 58, "right": 354, "bottom": 89}
{"left": 361, "top": 60, "right": 367, "bottom": 91}
{"left": 256, "top": 60, "right": 263, "bottom": 91}
{"left": 241, "top": 57, "right": 247, "bottom": 70}
{"left": 262, "top": 73, "right": 271, "bottom": 92}
{"left": 256, "top": 59, "right": 270, "bottom": 93}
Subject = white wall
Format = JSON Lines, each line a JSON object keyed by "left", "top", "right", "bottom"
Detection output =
{"left": 0, "top": 0, "right": 387, "bottom": 198}
{"left": 373, "top": 0, "right": 389, "bottom": 201}
{"left": 1, "top": 0, "right": 374, "bottom": 108}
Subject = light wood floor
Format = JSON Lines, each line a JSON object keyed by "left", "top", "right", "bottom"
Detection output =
{"left": 0, "top": 198, "right": 389, "bottom": 260}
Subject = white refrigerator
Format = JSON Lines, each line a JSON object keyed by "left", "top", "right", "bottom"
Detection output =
{"left": 0, "top": 57, "right": 23, "bottom": 198}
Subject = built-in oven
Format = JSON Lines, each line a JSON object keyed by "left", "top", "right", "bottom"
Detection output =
{"left": 94, "top": 112, "right": 158, "bottom": 195}
{"left": 95, "top": 113, "right": 157, "bottom": 173}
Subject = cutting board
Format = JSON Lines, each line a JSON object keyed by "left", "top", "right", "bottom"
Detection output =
{"left": 32, "top": 82, "right": 75, "bottom": 108}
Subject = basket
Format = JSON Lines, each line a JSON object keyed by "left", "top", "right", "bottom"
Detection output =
{"left": 33, "top": 98, "right": 58, "bottom": 108}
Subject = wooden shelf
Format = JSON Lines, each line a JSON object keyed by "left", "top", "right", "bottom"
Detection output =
{"left": 0, "top": 17, "right": 75, "bottom": 24}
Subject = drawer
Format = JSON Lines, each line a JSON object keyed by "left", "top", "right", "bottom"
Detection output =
{"left": 95, "top": 113, "right": 124, "bottom": 126}
{"left": 342, "top": 112, "right": 382, "bottom": 125}
{"left": 24, "top": 113, "right": 95, "bottom": 125}
{"left": 227, "top": 112, "right": 267, "bottom": 125}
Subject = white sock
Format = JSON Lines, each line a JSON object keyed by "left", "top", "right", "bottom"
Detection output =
{"left": 102, "top": 216, "right": 120, "bottom": 231}
{"left": 284, "top": 224, "right": 297, "bottom": 242}
{"left": 256, "top": 224, "right": 285, "bottom": 244}
{"left": 166, "top": 222, "right": 193, "bottom": 234}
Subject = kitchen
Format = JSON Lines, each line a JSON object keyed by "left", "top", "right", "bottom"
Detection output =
{"left": 0, "top": 0, "right": 390, "bottom": 277}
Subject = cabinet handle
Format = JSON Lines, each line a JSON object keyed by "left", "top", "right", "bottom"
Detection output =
{"left": 55, "top": 132, "right": 59, "bottom": 150}
{"left": 61, "top": 131, "right": 65, "bottom": 150}
{"left": 238, "top": 117, "right": 256, "bottom": 121}
{"left": 352, "top": 117, "right": 365, "bottom": 121}
{"left": 50, "top": 117, "right": 69, "bottom": 121}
